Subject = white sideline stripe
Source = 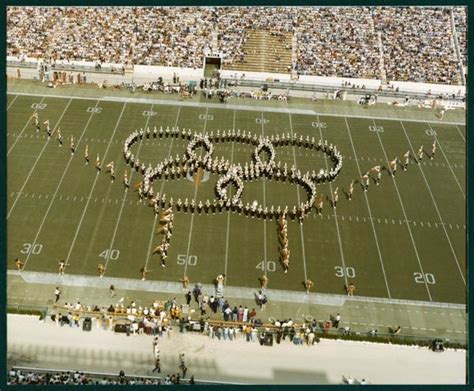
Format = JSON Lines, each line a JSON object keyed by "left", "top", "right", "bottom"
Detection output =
{"left": 64, "top": 103, "right": 128, "bottom": 264}
{"left": 183, "top": 108, "right": 209, "bottom": 278}
{"left": 374, "top": 119, "right": 432, "bottom": 301}
{"left": 22, "top": 100, "right": 100, "bottom": 271}
{"left": 103, "top": 104, "right": 155, "bottom": 273}
{"left": 7, "top": 99, "right": 72, "bottom": 219}
{"left": 7, "top": 91, "right": 466, "bottom": 126}
{"left": 316, "top": 115, "right": 348, "bottom": 286}
{"left": 7, "top": 96, "right": 46, "bottom": 156}
{"left": 399, "top": 121, "right": 466, "bottom": 286}
{"left": 260, "top": 112, "right": 267, "bottom": 275}
{"left": 455, "top": 124, "right": 466, "bottom": 143}
{"left": 427, "top": 122, "right": 465, "bottom": 199}
{"left": 7, "top": 94, "right": 18, "bottom": 110}
{"left": 144, "top": 107, "right": 182, "bottom": 272}
{"left": 288, "top": 113, "right": 308, "bottom": 281}
{"left": 223, "top": 110, "right": 236, "bottom": 284}
{"left": 344, "top": 117, "right": 391, "bottom": 298}
{"left": 9, "top": 269, "right": 466, "bottom": 310}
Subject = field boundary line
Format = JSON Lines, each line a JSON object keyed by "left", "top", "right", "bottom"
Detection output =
{"left": 399, "top": 120, "right": 466, "bottom": 286}
{"left": 143, "top": 107, "right": 182, "bottom": 274}
{"left": 427, "top": 122, "right": 465, "bottom": 199}
{"left": 373, "top": 119, "right": 432, "bottom": 301}
{"left": 64, "top": 103, "right": 128, "bottom": 265}
{"left": 288, "top": 113, "right": 308, "bottom": 282}
{"left": 7, "top": 92, "right": 466, "bottom": 126}
{"left": 7, "top": 94, "right": 19, "bottom": 110}
{"left": 103, "top": 104, "right": 155, "bottom": 273}
{"left": 7, "top": 96, "right": 46, "bottom": 156}
{"left": 183, "top": 107, "right": 209, "bottom": 278}
{"left": 344, "top": 117, "right": 391, "bottom": 298}
{"left": 7, "top": 98, "right": 73, "bottom": 219}
{"left": 316, "top": 115, "right": 348, "bottom": 287}
{"left": 21, "top": 100, "right": 100, "bottom": 271}
{"left": 8, "top": 269, "right": 466, "bottom": 310}
{"left": 223, "top": 109, "right": 236, "bottom": 284}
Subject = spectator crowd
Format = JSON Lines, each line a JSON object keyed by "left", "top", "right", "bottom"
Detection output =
{"left": 7, "top": 6, "right": 466, "bottom": 84}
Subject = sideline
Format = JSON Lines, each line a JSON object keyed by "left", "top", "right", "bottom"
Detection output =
{"left": 8, "top": 270, "right": 465, "bottom": 310}
{"left": 7, "top": 91, "right": 466, "bottom": 126}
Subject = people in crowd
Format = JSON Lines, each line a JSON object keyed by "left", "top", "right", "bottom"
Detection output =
{"left": 6, "top": 7, "right": 466, "bottom": 85}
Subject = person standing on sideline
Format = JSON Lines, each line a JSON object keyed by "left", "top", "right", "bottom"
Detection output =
{"left": 140, "top": 266, "right": 150, "bottom": 281}
{"left": 371, "top": 165, "right": 381, "bottom": 185}
{"left": 58, "top": 260, "right": 66, "bottom": 275}
{"left": 15, "top": 258, "right": 24, "bottom": 271}
{"left": 417, "top": 145, "right": 424, "bottom": 163}
{"left": 179, "top": 276, "right": 190, "bottom": 291}
{"left": 402, "top": 150, "right": 410, "bottom": 171}
{"left": 54, "top": 287, "right": 62, "bottom": 303}
{"left": 259, "top": 275, "right": 269, "bottom": 290}
{"left": 109, "top": 284, "right": 116, "bottom": 297}
{"left": 334, "top": 313, "right": 341, "bottom": 328}
{"left": 348, "top": 180, "right": 354, "bottom": 200}
{"left": 84, "top": 145, "right": 89, "bottom": 165}
{"left": 431, "top": 140, "right": 436, "bottom": 160}
{"left": 97, "top": 263, "right": 106, "bottom": 278}
{"left": 305, "top": 279, "right": 313, "bottom": 293}
{"left": 347, "top": 281, "right": 356, "bottom": 296}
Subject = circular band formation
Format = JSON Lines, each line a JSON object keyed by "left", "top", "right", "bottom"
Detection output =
{"left": 123, "top": 125, "right": 342, "bottom": 221}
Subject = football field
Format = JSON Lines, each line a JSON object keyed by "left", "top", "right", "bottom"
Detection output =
{"left": 7, "top": 90, "right": 466, "bottom": 305}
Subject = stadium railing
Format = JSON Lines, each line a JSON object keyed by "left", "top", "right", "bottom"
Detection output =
{"left": 224, "top": 78, "right": 465, "bottom": 101}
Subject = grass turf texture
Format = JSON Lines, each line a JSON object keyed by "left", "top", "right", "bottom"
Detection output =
{"left": 7, "top": 93, "right": 466, "bottom": 304}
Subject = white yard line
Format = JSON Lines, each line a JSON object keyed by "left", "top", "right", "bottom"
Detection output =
{"left": 373, "top": 119, "right": 432, "bottom": 301}
{"left": 103, "top": 104, "right": 155, "bottom": 273}
{"left": 64, "top": 103, "right": 128, "bottom": 265}
{"left": 21, "top": 100, "right": 101, "bottom": 271}
{"left": 7, "top": 94, "right": 19, "bottom": 110}
{"left": 399, "top": 121, "right": 466, "bottom": 286}
{"left": 7, "top": 96, "right": 46, "bottom": 156}
{"left": 427, "top": 122, "right": 465, "bottom": 199}
{"left": 316, "top": 115, "right": 348, "bottom": 287}
{"left": 7, "top": 91, "right": 466, "bottom": 126}
{"left": 143, "top": 107, "right": 182, "bottom": 273}
{"left": 287, "top": 113, "right": 308, "bottom": 281}
{"left": 454, "top": 124, "right": 465, "bottom": 143}
{"left": 260, "top": 112, "right": 267, "bottom": 276}
{"left": 183, "top": 108, "right": 209, "bottom": 278}
{"left": 7, "top": 98, "right": 73, "bottom": 219}
{"left": 344, "top": 117, "right": 391, "bottom": 298}
{"left": 223, "top": 109, "right": 236, "bottom": 284}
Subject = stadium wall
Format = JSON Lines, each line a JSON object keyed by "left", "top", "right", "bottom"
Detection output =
{"left": 7, "top": 56, "right": 465, "bottom": 98}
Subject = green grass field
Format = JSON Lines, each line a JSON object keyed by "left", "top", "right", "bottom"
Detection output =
{"left": 7, "top": 91, "right": 466, "bottom": 304}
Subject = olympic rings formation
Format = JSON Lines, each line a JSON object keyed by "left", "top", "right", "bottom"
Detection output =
{"left": 123, "top": 126, "right": 343, "bottom": 221}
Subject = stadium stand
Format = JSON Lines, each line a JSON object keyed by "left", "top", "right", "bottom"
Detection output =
{"left": 6, "top": 6, "right": 467, "bottom": 84}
